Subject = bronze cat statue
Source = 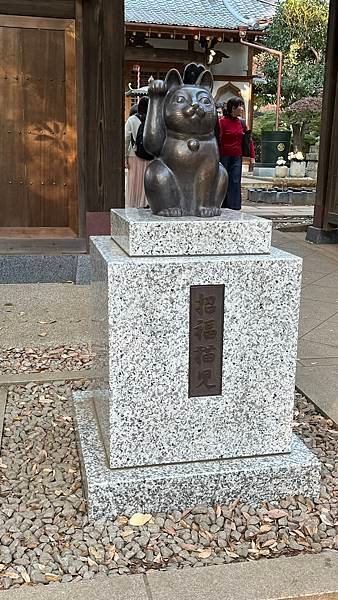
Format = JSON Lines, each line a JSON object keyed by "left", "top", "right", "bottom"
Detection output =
{"left": 143, "top": 65, "right": 228, "bottom": 217}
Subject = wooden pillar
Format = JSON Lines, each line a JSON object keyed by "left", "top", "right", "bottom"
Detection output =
{"left": 307, "top": 0, "right": 338, "bottom": 243}
{"left": 80, "top": 0, "right": 124, "bottom": 235}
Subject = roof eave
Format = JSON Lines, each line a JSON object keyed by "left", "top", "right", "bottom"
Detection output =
{"left": 124, "top": 21, "right": 268, "bottom": 37}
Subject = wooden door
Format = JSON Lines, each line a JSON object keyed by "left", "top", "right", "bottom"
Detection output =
{"left": 0, "top": 15, "right": 82, "bottom": 242}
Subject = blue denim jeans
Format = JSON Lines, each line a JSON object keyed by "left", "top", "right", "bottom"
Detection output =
{"left": 220, "top": 156, "right": 243, "bottom": 210}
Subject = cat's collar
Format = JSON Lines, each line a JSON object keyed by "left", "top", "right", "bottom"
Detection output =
{"left": 165, "top": 130, "right": 214, "bottom": 141}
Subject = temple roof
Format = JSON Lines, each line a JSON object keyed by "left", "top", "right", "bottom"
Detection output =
{"left": 125, "top": 0, "right": 275, "bottom": 30}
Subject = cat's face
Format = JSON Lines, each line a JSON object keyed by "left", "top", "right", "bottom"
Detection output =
{"left": 164, "top": 85, "right": 216, "bottom": 135}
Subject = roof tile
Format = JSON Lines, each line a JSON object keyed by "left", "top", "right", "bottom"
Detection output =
{"left": 125, "top": 0, "right": 275, "bottom": 29}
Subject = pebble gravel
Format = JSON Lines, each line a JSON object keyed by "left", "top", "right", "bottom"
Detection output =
{"left": 0, "top": 382, "right": 337, "bottom": 590}
{"left": 0, "top": 346, "right": 93, "bottom": 375}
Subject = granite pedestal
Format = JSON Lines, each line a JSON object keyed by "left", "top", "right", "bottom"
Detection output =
{"left": 73, "top": 208, "right": 320, "bottom": 518}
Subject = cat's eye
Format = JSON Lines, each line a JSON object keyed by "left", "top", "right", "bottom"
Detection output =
{"left": 174, "top": 95, "right": 186, "bottom": 103}
{"left": 200, "top": 97, "right": 211, "bottom": 105}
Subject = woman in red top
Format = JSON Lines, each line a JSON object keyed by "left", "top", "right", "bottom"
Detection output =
{"left": 218, "top": 97, "right": 255, "bottom": 210}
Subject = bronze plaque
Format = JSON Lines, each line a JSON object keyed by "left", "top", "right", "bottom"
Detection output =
{"left": 189, "top": 285, "right": 224, "bottom": 397}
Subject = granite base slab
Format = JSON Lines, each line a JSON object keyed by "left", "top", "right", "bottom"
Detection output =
{"left": 110, "top": 208, "right": 272, "bottom": 256}
{"left": 73, "top": 391, "right": 321, "bottom": 520}
{"left": 91, "top": 237, "right": 302, "bottom": 468}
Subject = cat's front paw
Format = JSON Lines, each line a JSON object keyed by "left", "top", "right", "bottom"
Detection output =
{"left": 148, "top": 79, "right": 167, "bottom": 97}
{"left": 197, "top": 207, "right": 221, "bottom": 218}
{"left": 158, "top": 207, "right": 183, "bottom": 217}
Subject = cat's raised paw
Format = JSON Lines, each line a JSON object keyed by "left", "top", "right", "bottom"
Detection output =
{"left": 197, "top": 207, "right": 221, "bottom": 218}
{"left": 158, "top": 208, "right": 183, "bottom": 217}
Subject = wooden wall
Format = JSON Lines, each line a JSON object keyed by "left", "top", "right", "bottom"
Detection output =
{"left": 0, "top": 0, "right": 125, "bottom": 233}
{"left": 313, "top": 0, "right": 338, "bottom": 231}
{"left": 0, "top": 1, "right": 75, "bottom": 18}
{"left": 81, "top": 0, "right": 124, "bottom": 212}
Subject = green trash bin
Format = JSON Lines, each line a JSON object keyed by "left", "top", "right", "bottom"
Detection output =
{"left": 260, "top": 131, "right": 291, "bottom": 167}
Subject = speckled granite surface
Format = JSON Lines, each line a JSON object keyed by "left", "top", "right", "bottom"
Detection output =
{"left": 73, "top": 391, "right": 321, "bottom": 519}
{"left": 90, "top": 237, "right": 302, "bottom": 469}
{"left": 110, "top": 208, "right": 272, "bottom": 257}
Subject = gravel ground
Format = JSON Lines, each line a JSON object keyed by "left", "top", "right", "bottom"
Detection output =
{"left": 0, "top": 380, "right": 337, "bottom": 590}
{"left": 0, "top": 346, "right": 93, "bottom": 375}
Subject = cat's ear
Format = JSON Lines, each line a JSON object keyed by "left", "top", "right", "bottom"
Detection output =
{"left": 165, "top": 69, "right": 183, "bottom": 92}
{"left": 196, "top": 70, "right": 213, "bottom": 92}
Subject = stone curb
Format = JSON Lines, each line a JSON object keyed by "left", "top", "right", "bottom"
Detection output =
{"left": 1, "top": 552, "right": 337, "bottom": 600}
{"left": 0, "top": 369, "right": 95, "bottom": 386}
{"left": 145, "top": 551, "right": 338, "bottom": 600}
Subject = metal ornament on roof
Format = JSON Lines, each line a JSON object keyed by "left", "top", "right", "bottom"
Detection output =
{"left": 125, "top": 76, "right": 154, "bottom": 97}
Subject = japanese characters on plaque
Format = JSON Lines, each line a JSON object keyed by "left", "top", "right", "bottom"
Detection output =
{"left": 189, "top": 285, "right": 225, "bottom": 397}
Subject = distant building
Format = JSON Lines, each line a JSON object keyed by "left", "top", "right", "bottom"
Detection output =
{"left": 124, "top": 0, "right": 276, "bottom": 125}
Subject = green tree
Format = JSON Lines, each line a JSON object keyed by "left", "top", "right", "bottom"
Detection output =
{"left": 255, "top": 0, "right": 329, "bottom": 107}
{"left": 284, "top": 96, "right": 322, "bottom": 151}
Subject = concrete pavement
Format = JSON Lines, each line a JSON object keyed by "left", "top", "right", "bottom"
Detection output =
{"left": 272, "top": 229, "right": 338, "bottom": 425}
{"left": 2, "top": 552, "right": 338, "bottom": 600}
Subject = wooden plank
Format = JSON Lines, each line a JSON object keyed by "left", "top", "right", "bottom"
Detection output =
{"left": 21, "top": 26, "right": 69, "bottom": 228}
{"left": 0, "top": 1, "right": 75, "bottom": 19}
{"left": 65, "top": 22, "right": 79, "bottom": 234}
{"left": 82, "top": 0, "right": 124, "bottom": 212}
{"left": 74, "top": 0, "right": 86, "bottom": 238}
{"left": 313, "top": 0, "right": 338, "bottom": 229}
{"left": 0, "top": 237, "right": 87, "bottom": 253}
{"left": 0, "top": 227, "right": 77, "bottom": 238}
{"left": 0, "top": 15, "right": 73, "bottom": 30}
{"left": 326, "top": 73, "right": 338, "bottom": 220}
{"left": 0, "top": 26, "right": 26, "bottom": 227}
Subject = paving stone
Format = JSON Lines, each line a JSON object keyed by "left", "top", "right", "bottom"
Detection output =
{"left": 0, "top": 574, "right": 148, "bottom": 599}
{"left": 146, "top": 551, "right": 338, "bottom": 600}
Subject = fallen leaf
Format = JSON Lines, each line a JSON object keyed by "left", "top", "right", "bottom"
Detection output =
{"left": 115, "top": 516, "right": 128, "bottom": 526}
{"left": 106, "top": 545, "right": 117, "bottom": 562}
{"left": 267, "top": 509, "right": 288, "bottom": 520}
{"left": 196, "top": 548, "right": 212, "bottom": 559}
{"left": 153, "top": 552, "right": 162, "bottom": 564}
{"left": 129, "top": 513, "right": 152, "bottom": 527}
{"left": 320, "top": 513, "right": 333, "bottom": 526}
{"left": 87, "top": 557, "right": 97, "bottom": 567}
{"left": 38, "top": 332, "right": 47, "bottom": 337}
{"left": 45, "top": 573, "right": 60, "bottom": 582}
{"left": 121, "top": 528, "right": 134, "bottom": 538}
{"left": 199, "top": 529, "right": 214, "bottom": 541}
{"left": 181, "top": 543, "right": 196, "bottom": 551}
{"left": 1, "top": 572, "right": 19, "bottom": 579}
{"left": 294, "top": 529, "right": 306, "bottom": 539}
{"left": 259, "top": 524, "right": 272, "bottom": 533}
{"left": 19, "top": 569, "right": 30, "bottom": 583}
{"left": 163, "top": 527, "right": 176, "bottom": 536}
{"left": 262, "top": 539, "right": 277, "bottom": 548}
{"left": 225, "top": 549, "right": 239, "bottom": 558}
{"left": 89, "top": 547, "right": 103, "bottom": 560}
